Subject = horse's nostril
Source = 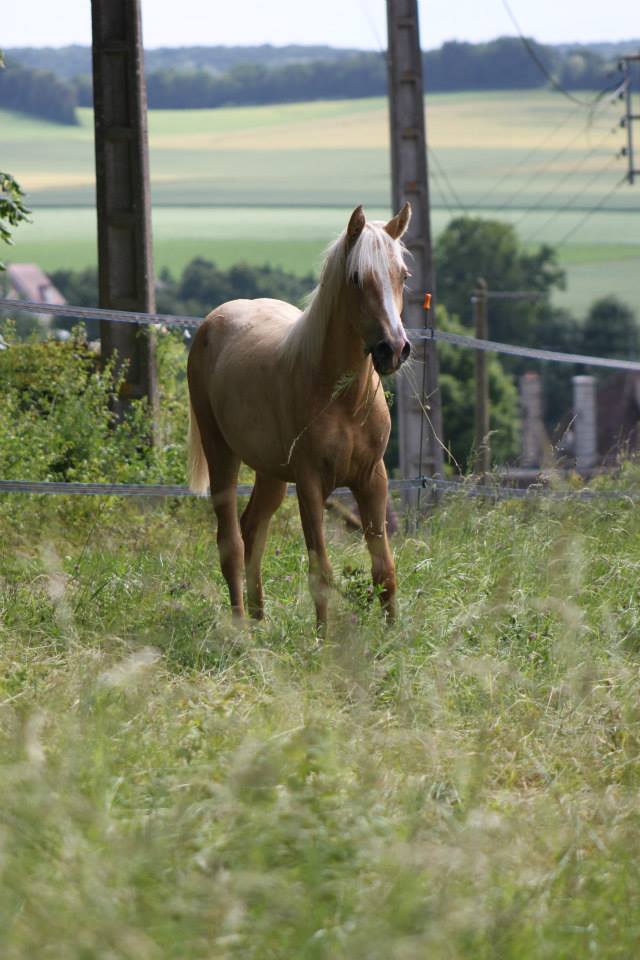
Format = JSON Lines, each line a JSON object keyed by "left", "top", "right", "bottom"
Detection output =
{"left": 374, "top": 340, "right": 393, "bottom": 360}
{"left": 400, "top": 340, "right": 411, "bottom": 362}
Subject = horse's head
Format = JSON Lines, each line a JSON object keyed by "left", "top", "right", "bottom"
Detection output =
{"left": 344, "top": 203, "right": 412, "bottom": 376}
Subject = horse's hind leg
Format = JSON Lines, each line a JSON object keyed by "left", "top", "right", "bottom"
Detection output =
{"left": 211, "top": 450, "right": 245, "bottom": 618}
{"left": 240, "top": 473, "right": 287, "bottom": 619}
{"left": 351, "top": 462, "right": 396, "bottom": 621}
{"left": 192, "top": 398, "right": 245, "bottom": 618}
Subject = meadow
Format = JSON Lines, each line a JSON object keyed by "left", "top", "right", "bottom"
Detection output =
{"left": 3, "top": 90, "right": 639, "bottom": 317}
{"left": 4, "top": 476, "right": 640, "bottom": 957}
{"left": 3, "top": 327, "right": 640, "bottom": 956}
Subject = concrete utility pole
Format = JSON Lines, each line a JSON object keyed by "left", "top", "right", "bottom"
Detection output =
{"left": 386, "top": 0, "right": 443, "bottom": 499}
{"left": 91, "top": 0, "right": 158, "bottom": 419}
{"left": 621, "top": 54, "right": 640, "bottom": 185}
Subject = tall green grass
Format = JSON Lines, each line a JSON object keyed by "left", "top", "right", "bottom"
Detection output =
{"left": 3, "top": 483, "right": 640, "bottom": 957}
{"left": 3, "top": 322, "right": 640, "bottom": 956}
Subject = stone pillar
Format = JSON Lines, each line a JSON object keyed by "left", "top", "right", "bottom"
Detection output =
{"left": 573, "top": 375, "right": 597, "bottom": 473}
{"left": 520, "top": 371, "right": 544, "bottom": 467}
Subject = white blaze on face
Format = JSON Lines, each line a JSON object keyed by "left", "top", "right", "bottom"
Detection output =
{"left": 379, "top": 258, "right": 404, "bottom": 337}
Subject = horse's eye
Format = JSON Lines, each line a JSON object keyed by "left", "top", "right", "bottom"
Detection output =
{"left": 352, "top": 271, "right": 359, "bottom": 286}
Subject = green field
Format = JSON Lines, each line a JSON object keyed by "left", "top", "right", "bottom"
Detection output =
{"left": 5, "top": 478, "right": 640, "bottom": 956}
{"left": 3, "top": 90, "right": 639, "bottom": 316}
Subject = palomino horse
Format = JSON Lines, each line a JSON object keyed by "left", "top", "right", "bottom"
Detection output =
{"left": 187, "top": 203, "right": 412, "bottom": 628}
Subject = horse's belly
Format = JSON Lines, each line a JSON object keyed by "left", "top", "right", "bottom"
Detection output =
{"left": 211, "top": 362, "right": 297, "bottom": 478}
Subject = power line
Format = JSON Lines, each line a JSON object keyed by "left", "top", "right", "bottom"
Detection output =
{"left": 427, "top": 145, "right": 467, "bottom": 214}
{"left": 428, "top": 170, "right": 458, "bottom": 220}
{"left": 357, "top": 0, "right": 387, "bottom": 55}
{"left": 501, "top": 0, "right": 625, "bottom": 110}
{"left": 485, "top": 89, "right": 620, "bottom": 210}
{"left": 555, "top": 176, "right": 627, "bottom": 247}
{"left": 497, "top": 126, "right": 586, "bottom": 212}
{"left": 521, "top": 155, "right": 620, "bottom": 245}
{"left": 497, "top": 116, "right": 617, "bottom": 215}
{"left": 481, "top": 103, "right": 583, "bottom": 207}
{"left": 514, "top": 126, "right": 619, "bottom": 229}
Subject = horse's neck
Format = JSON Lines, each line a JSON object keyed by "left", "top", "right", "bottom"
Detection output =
{"left": 318, "top": 293, "right": 372, "bottom": 401}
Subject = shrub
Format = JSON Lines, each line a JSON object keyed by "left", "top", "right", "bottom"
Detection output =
{"left": 0, "top": 322, "right": 188, "bottom": 485}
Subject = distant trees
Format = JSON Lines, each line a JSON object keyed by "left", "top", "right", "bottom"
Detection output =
{"left": 582, "top": 297, "right": 639, "bottom": 361}
{"left": 437, "top": 309, "right": 520, "bottom": 468}
{"left": 50, "top": 259, "right": 314, "bottom": 328}
{"left": 434, "top": 217, "right": 565, "bottom": 346}
{"left": 433, "top": 217, "right": 639, "bottom": 437}
{"left": 0, "top": 59, "right": 78, "bottom": 124}
{"left": 156, "top": 259, "right": 314, "bottom": 316}
{"left": 138, "top": 40, "right": 621, "bottom": 109}
{"left": 1, "top": 38, "right": 623, "bottom": 120}
{"left": 426, "top": 37, "right": 554, "bottom": 91}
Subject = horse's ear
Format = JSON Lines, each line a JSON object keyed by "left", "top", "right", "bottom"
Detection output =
{"left": 385, "top": 202, "right": 411, "bottom": 240}
{"left": 346, "top": 205, "right": 366, "bottom": 247}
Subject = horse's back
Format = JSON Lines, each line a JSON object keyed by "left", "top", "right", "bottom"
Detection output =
{"left": 202, "top": 298, "right": 299, "bottom": 347}
{"left": 189, "top": 296, "right": 299, "bottom": 381}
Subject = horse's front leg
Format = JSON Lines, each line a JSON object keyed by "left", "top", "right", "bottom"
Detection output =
{"left": 296, "top": 474, "right": 333, "bottom": 632}
{"left": 240, "top": 473, "right": 287, "bottom": 619}
{"left": 351, "top": 462, "right": 397, "bottom": 622}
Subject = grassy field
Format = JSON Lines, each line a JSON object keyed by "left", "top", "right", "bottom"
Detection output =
{"left": 3, "top": 90, "right": 638, "bottom": 317}
{"left": 4, "top": 481, "right": 640, "bottom": 956}
{"left": 4, "top": 300, "right": 640, "bottom": 955}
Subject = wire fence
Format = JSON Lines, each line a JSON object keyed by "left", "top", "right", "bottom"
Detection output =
{"left": 2, "top": 296, "right": 640, "bottom": 504}
{"left": 1, "top": 476, "right": 638, "bottom": 503}
{"left": 5, "top": 297, "right": 640, "bottom": 372}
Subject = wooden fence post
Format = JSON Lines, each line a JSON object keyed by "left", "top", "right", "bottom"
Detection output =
{"left": 473, "top": 278, "right": 490, "bottom": 474}
{"left": 520, "top": 371, "right": 546, "bottom": 468}
{"left": 573, "top": 375, "right": 597, "bottom": 474}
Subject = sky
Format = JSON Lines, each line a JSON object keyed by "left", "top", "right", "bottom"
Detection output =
{"left": 2, "top": 0, "right": 637, "bottom": 51}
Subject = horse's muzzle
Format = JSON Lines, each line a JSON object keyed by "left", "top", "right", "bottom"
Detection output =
{"left": 370, "top": 338, "right": 411, "bottom": 375}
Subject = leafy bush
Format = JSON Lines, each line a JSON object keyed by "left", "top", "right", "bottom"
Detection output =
{"left": 437, "top": 310, "right": 520, "bottom": 469}
{"left": 0, "top": 322, "right": 188, "bottom": 484}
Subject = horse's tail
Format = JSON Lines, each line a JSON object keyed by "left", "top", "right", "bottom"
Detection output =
{"left": 187, "top": 401, "right": 210, "bottom": 495}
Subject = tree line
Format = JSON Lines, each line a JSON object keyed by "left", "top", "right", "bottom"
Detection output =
{"left": 1, "top": 37, "right": 624, "bottom": 123}
{"left": 0, "top": 59, "right": 78, "bottom": 124}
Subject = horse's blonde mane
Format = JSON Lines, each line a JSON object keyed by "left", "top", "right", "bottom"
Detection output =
{"left": 280, "top": 220, "right": 407, "bottom": 373}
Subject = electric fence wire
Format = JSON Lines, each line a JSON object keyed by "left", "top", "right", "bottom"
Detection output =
{"left": 6, "top": 298, "right": 640, "bottom": 372}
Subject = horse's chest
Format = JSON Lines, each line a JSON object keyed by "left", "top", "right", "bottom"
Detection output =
{"left": 309, "top": 409, "right": 390, "bottom": 484}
